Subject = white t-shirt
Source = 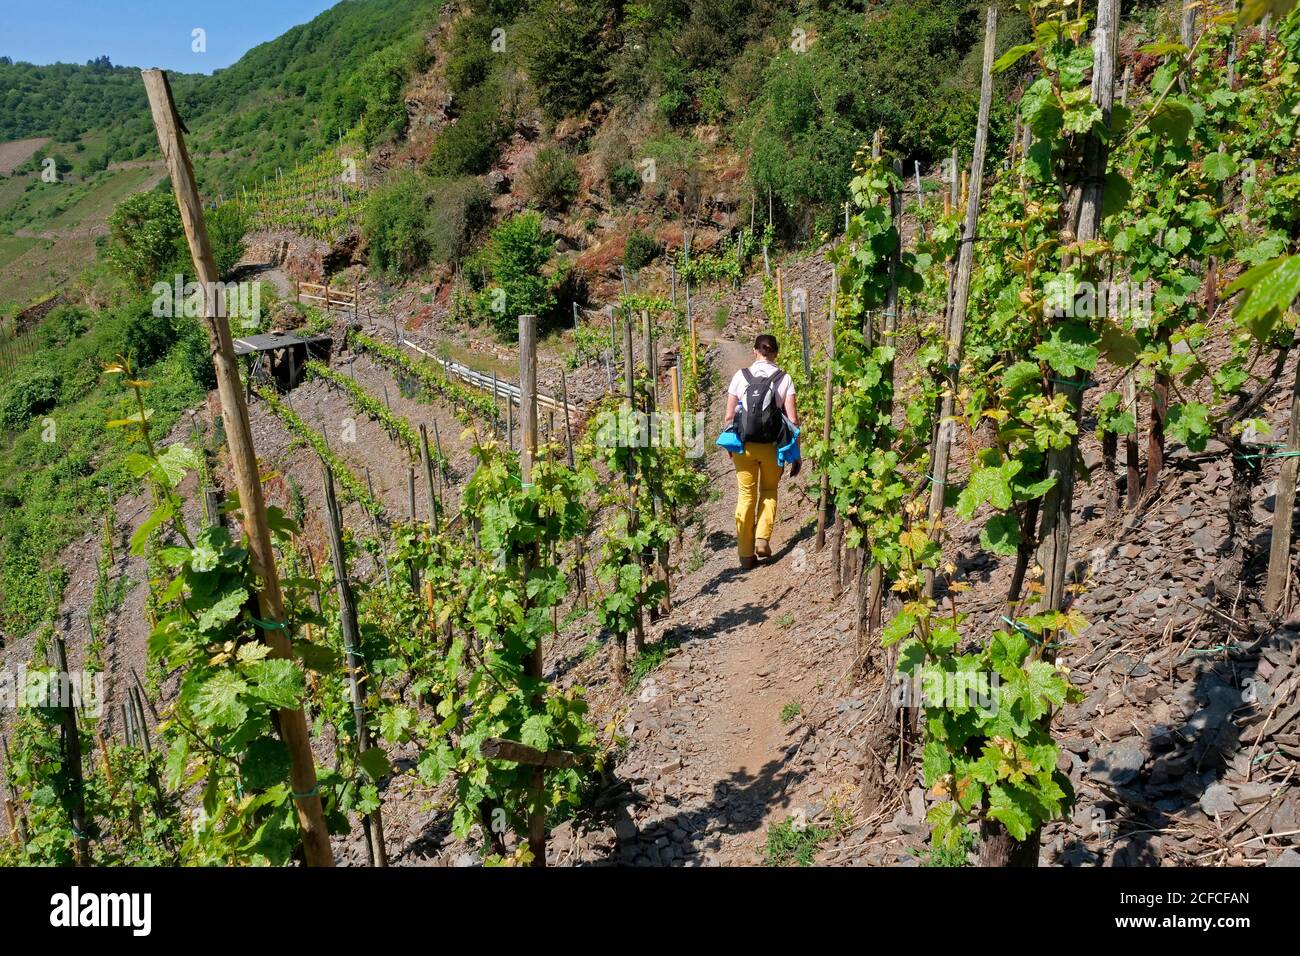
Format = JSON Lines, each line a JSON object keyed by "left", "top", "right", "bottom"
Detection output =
{"left": 727, "top": 360, "right": 794, "bottom": 410}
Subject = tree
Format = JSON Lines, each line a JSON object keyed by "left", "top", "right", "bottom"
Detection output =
{"left": 362, "top": 171, "right": 433, "bottom": 273}
{"left": 517, "top": 0, "right": 612, "bottom": 121}
{"left": 106, "top": 192, "right": 186, "bottom": 289}
{"left": 106, "top": 191, "right": 246, "bottom": 288}
{"left": 470, "top": 212, "right": 561, "bottom": 338}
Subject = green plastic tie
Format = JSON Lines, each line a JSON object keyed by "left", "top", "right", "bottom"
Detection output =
{"left": 1000, "top": 615, "right": 1063, "bottom": 650}
{"left": 292, "top": 786, "right": 320, "bottom": 801}
{"left": 1049, "top": 377, "right": 1097, "bottom": 391}
{"left": 1235, "top": 448, "right": 1300, "bottom": 460}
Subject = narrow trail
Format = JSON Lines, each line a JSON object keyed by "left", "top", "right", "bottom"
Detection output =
{"left": 602, "top": 332, "right": 861, "bottom": 866}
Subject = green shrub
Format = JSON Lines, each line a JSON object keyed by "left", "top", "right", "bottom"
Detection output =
{"left": 123, "top": 301, "right": 177, "bottom": 368}
{"left": 623, "top": 229, "right": 661, "bottom": 270}
{"left": 353, "top": 35, "right": 428, "bottom": 148}
{"left": 428, "top": 80, "right": 509, "bottom": 176}
{"left": 0, "top": 372, "right": 62, "bottom": 431}
{"left": 426, "top": 176, "right": 493, "bottom": 264}
{"left": 362, "top": 170, "right": 432, "bottom": 273}
{"left": 174, "top": 315, "right": 217, "bottom": 391}
{"left": 106, "top": 190, "right": 247, "bottom": 288}
{"left": 445, "top": 14, "right": 494, "bottom": 97}
{"left": 523, "top": 147, "right": 580, "bottom": 212}
{"left": 608, "top": 163, "right": 641, "bottom": 202}
{"left": 106, "top": 192, "right": 186, "bottom": 289}
{"left": 37, "top": 305, "right": 90, "bottom": 349}
{"left": 207, "top": 203, "right": 249, "bottom": 279}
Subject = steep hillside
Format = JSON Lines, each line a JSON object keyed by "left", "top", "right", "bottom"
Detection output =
{"left": 0, "top": 0, "right": 439, "bottom": 309}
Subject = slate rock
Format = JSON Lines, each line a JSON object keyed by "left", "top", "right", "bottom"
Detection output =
{"left": 1089, "top": 743, "right": 1145, "bottom": 786}
{"left": 1232, "top": 782, "right": 1273, "bottom": 805}
{"left": 1199, "top": 783, "right": 1237, "bottom": 817}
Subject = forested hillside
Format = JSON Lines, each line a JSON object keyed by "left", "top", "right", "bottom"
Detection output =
{"left": 0, "top": 0, "right": 436, "bottom": 186}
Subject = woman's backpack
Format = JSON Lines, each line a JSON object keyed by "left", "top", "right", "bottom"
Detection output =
{"left": 737, "top": 369, "right": 785, "bottom": 443}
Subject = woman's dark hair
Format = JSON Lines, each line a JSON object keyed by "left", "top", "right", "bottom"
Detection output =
{"left": 754, "top": 334, "right": 778, "bottom": 359}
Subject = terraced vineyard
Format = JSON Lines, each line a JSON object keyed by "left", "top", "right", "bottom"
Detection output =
{"left": 3, "top": 2, "right": 1300, "bottom": 918}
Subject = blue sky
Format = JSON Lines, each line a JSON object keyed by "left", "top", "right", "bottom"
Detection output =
{"left": 0, "top": 0, "right": 342, "bottom": 72}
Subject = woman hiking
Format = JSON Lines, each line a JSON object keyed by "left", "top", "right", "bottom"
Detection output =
{"left": 721, "top": 334, "right": 799, "bottom": 570}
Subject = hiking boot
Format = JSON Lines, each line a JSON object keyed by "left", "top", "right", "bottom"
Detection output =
{"left": 739, "top": 554, "right": 758, "bottom": 570}
{"left": 755, "top": 538, "right": 771, "bottom": 559}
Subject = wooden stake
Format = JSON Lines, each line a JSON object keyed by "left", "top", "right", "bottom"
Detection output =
{"left": 0, "top": 735, "right": 28, "bottom": 846}
{"left": 924, "top": 8, "right": 998, "bottom": 598}
{"left": 1266, "top": 358, "right": 1300, "bottom": 611}
{"left": 3, "top": 798, "right": 20, "bottom": 848}
{"left": 122, "top": 702, "right": 136, "bottom": 749}
{"left": 559, "top": 369, "right": 587, "bottom": 604}
{"left": 642, "top": 309, "right": 656, "bottom": 404}
{"left": 321, "top": 463, "right": 389, "bottom": 867}
{"left": 52, "top": 629, "right": 90, "bottom": 865}
{"left": 407, "top": 466, "right": 420, "bottom": 593}
{"left": 517, "top": 314, "right": 547, "bottom": 868}
{"left": 611, "top": 316, "right": 638, "bottom": 681}
{"left": 420, "top": 424, "right": 441, "bottom": 534}
{"left": 407, "top": 466, "right": 417, "bottom": 522}
{"left": 143, "top": 69, "right": 332, "bottom": 865}
{"left": 799, "top": 307, "right": 811, "bottom": 378}
{"left": 1124, "top": 374, "right": 1140, "bottom": 510}
{"left": 1034, "top": 0, "right": 1118, "bottom": 620}
{"left": 131, "top": 687, "right": 151, "bottom": 756}
{"left": 669, "top": 366, "right": 684, "bottom": 448}
{"left": 816, "top": 269, "right": 836, "bottom": 551}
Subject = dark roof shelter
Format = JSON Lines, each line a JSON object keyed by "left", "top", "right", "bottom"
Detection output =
{"left": 233, "top": 331, "right": 333, "bottom": 391}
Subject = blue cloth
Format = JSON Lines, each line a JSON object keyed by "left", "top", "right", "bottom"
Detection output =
{"left": 777, "top": 422, "right": 801, "bottom": 467}
{"left": 716, "top": 425, "right": 744, "bottom": 454}
{"left": 719, "top": 419, "right": 801, "bottom": 463}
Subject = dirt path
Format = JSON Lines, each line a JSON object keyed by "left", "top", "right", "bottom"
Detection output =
{"left": 589, "top": 333, "right": 864, "bottom": 866}
{"left": 682, "top": 337, "right": 807, "bottom": 862}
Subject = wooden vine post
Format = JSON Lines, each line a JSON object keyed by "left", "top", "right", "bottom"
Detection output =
{"left": 321, "top": 463, "right": 388, "bottom": 867}
{"left": 52, "top": 628, "right": 90, "bottom": 866}
{"left": 669, "top": 365, "right": 684, "bottom": 449}
{"left": 419, "top": 424, "right": 441, "bottom": 534}
{"left": 615, "top": 313, "right": 645, "bottom": 676}
{"left": 141, "top": 69, "right": 334, "bottom": 866}
{"left": 0, "top": 735, "right": 28, "bottom": 848}
{"left": 1124, "top": 372, "right": 1141, "bottom": 509}
{"left": 642, "top": 310, "right": 670, "bottom": 617}
{"left": 1035, "top": 0, "right": 1117, "bottom": 621}
{"left": 559, "top": 369, "right": 587, "bottom": 603}
{"left": 517, "top": 313, "right": 548, "bottom": 868}
{"left": 1265, "top": 360, "right": 1300, "bottom": 612}
{"left": 978, "top": 0, "right": 1119, "bottom": 870}
{"left": 799, "top": 303, "right": 811, "bottom": 378}
{"left": 924, "top": 6, "right": 998, "bottom": 598}
{"left": 816, "top": 268, "right": 836, "bottom": 552}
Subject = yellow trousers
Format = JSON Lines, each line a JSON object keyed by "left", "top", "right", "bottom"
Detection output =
{"left": 733, "top": 442, "right": 781, "bottom": 558}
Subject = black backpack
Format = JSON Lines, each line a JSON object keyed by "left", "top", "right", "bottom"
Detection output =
{"left": 737, "top": 368, "right": 786, "bottom": 443}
